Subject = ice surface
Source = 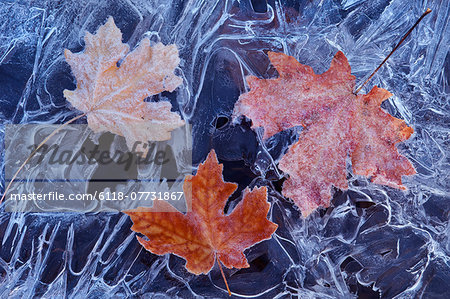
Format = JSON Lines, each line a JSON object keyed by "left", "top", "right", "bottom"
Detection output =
{"left": 0, "top": 0, "right": 449, "bottom": 298}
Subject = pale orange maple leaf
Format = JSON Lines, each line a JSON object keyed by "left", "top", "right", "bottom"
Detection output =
{"left": 125, "top": 149, "right": 278, "bottom": 275}
{"left": 233, "top": 51, "right": 416, "bottom": 216}
{"left": 63, "top": 17, "right": 184, "bottom": 152}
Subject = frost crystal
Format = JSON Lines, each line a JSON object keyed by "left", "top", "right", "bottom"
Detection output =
{"left": 0, "top": 0, "right": 448, "bottom": 298}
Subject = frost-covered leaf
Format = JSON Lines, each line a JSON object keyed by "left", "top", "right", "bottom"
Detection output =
{"left": 64, "top": 17, "right": 184, "bottom": 152}
{"left": 125, "top": 150, "right": 278, "bottom": 274}
{"left": 233, "top": 51, "right": 416, "bottom": 216}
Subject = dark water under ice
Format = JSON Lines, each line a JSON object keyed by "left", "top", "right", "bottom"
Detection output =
{"left": 0, "top": 0, "right": 449, "bottom": 298}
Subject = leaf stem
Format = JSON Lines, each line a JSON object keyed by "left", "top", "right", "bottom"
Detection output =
{"left": 354, "top": 8, "right": 432, "bottom": 94}
{"left": 216, "top": 256, "right": 232, "bottom": 296}
{"left": 1, "top": 112, "right": 87, "bottom": 204}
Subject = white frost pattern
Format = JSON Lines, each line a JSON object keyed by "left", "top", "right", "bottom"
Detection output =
{"left": 0, "top": 0, "right": 449, "bottom": 298}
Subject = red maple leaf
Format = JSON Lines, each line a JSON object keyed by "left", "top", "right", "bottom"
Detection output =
{"left": 125, "top": 150, "right": 277, "bottom": 275}
{"left": 233, "top": 51, "right": 416, "bottom": 216}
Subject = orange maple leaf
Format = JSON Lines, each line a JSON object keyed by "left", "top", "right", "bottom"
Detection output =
{"left": 233, "top": 51, "right": 416, "bottom": 216}
{"left": 125, "top": 150, "right": 278, "bottom": 276}
{"left": 63, "top": 17, "right": 184, "bottom": 152}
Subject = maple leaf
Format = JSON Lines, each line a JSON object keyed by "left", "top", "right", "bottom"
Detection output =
{"left": 63, "top": 17, "right": 184, "bottom": 152}
{"left": 125, "top": 150, "right": 278, "bottom": 275}
{"left": 233, "top": 51, "right": 416, "bottom": 216}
